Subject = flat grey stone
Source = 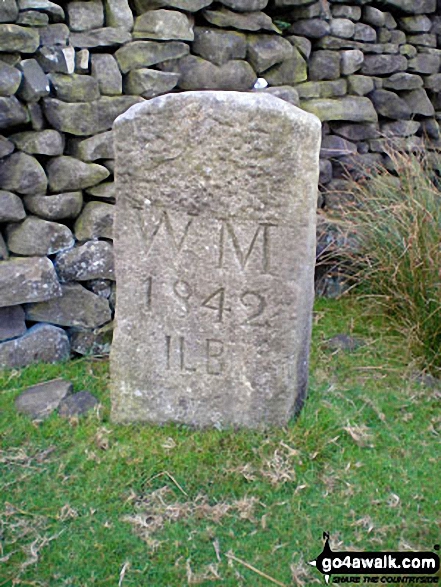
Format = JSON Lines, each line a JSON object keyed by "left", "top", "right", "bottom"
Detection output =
{"left": 70, "top": 27, "right": 131, "bottom": 48}
{"left": 75, "top": 49, "right": 89, "bottom": 74}
{"left": 319, "top": 158, "right": 332, "bottom": 185}
{"left": 332, "top": 5, "right": 361, "bottom": 20}
{"left": 309, "top": 50, "right": 341, "bottom": 81}
{"left": 361, "top": 54, "right": 407, "bottom": 76}
{"left": 0, "top": 256, "right": 61, "bottom": 307}
{"left": 296, "top": 79, "right": 347, "bottom": 100}
{"left": 407, "top": 54, "right": 440, "bottom": 74}
{"left": 0, "top": 62, "right": 21, "bottom": 97}
{"left": 330, "top": 122, "right": 379, "bottom": 141}
{"left": 0, "top": 306, "right": 26, "bottom": 342}
{"left": 247, "top": 34, "right": 293, "bottom": 73}
{"left": 0, "top": 324, "right": 70, "bottom": 368}
{"left": 111, "top": 91, "right": 320, "bottom": 427}
{"left": 288, "top": 19, "right": 330, "bottom": 39}
{"left": 219, "top": 0, "right": 267, "bottom": 10}
{"left": 15, "top": 378, "right": 73, "bottom": 419}
{"left": 91, "top": 53, "right": 122, "bottom": 96}
{"left": 380, "top": 0, "right": 436, "bottom": 14}
{"left": 0, "top": 97, "right": 28, "bottom": 129}
{"left": 399, "top": 15, "right": 432, "bottom": 32}
{"left": 383, "top": 72, "right": 423, "bottom": 91}
{"left": 28, "top": 102, "right": 45, "bottom": 130}
{"left": 348, "top": 75, "right": 375, "bottom": 96}
{"left": 0, "top": 152, "right": 47, "bottom": 195}
{"left": 85, "top": 182, "right": 116, "bottom": 201}
{"left": 115, "top": 40, "right": 189, "bottom": 73}
{"left": 381, "top": 120, "right": 420, "bottom": 137}
{"left": 202, "top": 7, "right": 279, "bottom": 33}
{"left": 324, "top": 334, "right": 364, "bottom": 351}
{"left": 6, "top": 216, "right": 75, "bottom": 256}
{"left": 23, "top": 192, "right": 83, "bottom": 221}
{"left": 369, "top": 89, "right": 412, "bottom": 120}
{"left": 39, "top": 23, "right": 69, "bottom": 46}
{"left": 125, "top": 69, "right": 179, "bottom": 98}
{"left": 9, "top": 130, "right": 64, "bottom": 155}
{"left": 0, "top": 0, "right": 19, "bottom": 23}
{"left": 46, "top": 157, "right": 109, "bottom": 192}
{"left": 0, "top": 233, "right": 8, "bottom": 260}
{"left": 264, "top": 49, "right": 307, "bottom": 85}
{"left": 320, "top": 135, "right": 357, "bottom": 158}
{"left": 175, "top": 56, "right": 256, "bottom": 91}
{"left": 134, "top": 0, "right": 211, "bottom": 11}
{"left": 37, "top": 46, "right": 76, "bottom": 75}
{"left": 192, "top": 27, "right": 246, "bottom": 66}
{"left": 17, "top": 59, "right": 50, "bottom": 102}
{"left": 354, "top": 23, "right": 376, "bottom": 42}
{"left": 58, "top": 391, "right": 99, "bottom": 418}
{"left": 17, "top": 10, "right": 49, "bottom": 26}
{"left": 69, "top": 131, "right": 114, "bottom": 162}
{"left": 133, "top": 9, "right": 194, "bottom": 41}
{"left": 25, "top": 283, "right": 112, "bottom": 328}
{"left": 401, "top": 88, "right": 434, "bottom": 117}
{"left": 104, "top": 0, "right": 133, "bottom": 30}
{"left": 407, "top": 34, "right": 436, "bottom": 47}
{"left": 74, "top": 201, "right": 114, "bottom": 241}
{"left": 0, "top": 135, "right": 14, "bottom": 158}
{"left": 330, "top": 18, "right": 355, "bottom": 39}
{"left": 69, "top": 324, "right": 112, "bottom": 356}
{"left": 0, "top": 24, "right": 40, "bottom": 53}
{"left": 340, "top": 49, "right": 364, "bottom": 75}
{"left": 67, "top": 0, "right": 104, "bottom": 32}
{"left": 287, "top": 35, "right": 311, "bottom": 60}
{"left": 48, "top": 73, "right": 100, "bottom": 102}
{"left": 55, "top": 240, "right": 114, "bottom": 281}
{"left": 18, "top": 0, "right": 64, "bottom": 21}
{"left": 300, "top": 97, "right": 378, "bottom": 123}
{"left": 259, "top": 85, "right": 299, "bottom": 106}
{"left": 0, "top": 190, "right": 25, "bottom": 223}
{"left": 363, "top": 6, "right": 385, "bottom": 27}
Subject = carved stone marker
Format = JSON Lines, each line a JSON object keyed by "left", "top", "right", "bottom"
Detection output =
{"left": 110, "top": 91, "right": 321, "bottom": 427}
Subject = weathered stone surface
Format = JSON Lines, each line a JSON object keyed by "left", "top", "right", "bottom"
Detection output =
{"left": 300, "top": 96, "right": 378, "bottom": 123}
{"left": 309, "top": 50, "right": 340, "bottom": 81}
{"left": 220, "top": 0, "right": 267, "bottom": 10}
{"left": 407, "top": 53, "right": 440, "bottom": 74}
{"left": 381, "top": 120, "right": 420, "bottom": 137}
{"left": 264, "top": 49, "right": 307, "bottom": 85}
{"left": 0, "top": 24, "right": 39, "bottom": 53}
{"left": 69, "top": 324, "right": 112, "bottom": 356}
{"left": 17, "top": 9, "right": 49, "bottom": 26}
{"left": 0, "top": 190, "right": 26, "bottom": 222}
{"left": 319, "top": 158, "right": 332, "bottom": 184}
{"left": 23, "top": 192, "right": 83, "bottom": 221}
{"left": 67, "top": 0, "right": 104, "bottom": 32}
{"left": 0, "top": 306, "right": 26, "bottom": 342}
{"left": 15, "top": 378, "right": 73, "bottom": 419}
{"left": 85, "top": 182, "right": 116, "bottom": 201}
{"left": 259, "top": 85, "right": 299, "bottom": 106}
{"left": 330, "top": 122, "right": 379, "bottom": 141}
{"left": 111, "top": 91, "right": 320, "bottom": 427}
{"left": 383, "top": 72, "right": 423, "bottom": 91}
{"left": 46, "top": 156, "right": 109, "bottom": 192}
{"left": 10, "top": 130, "right": 64, "bottom": 155}
{"left": 0, "top": 62, "right": 21, "bottom": 97}
{"left": 28, "top": 102, "right": 45, "bottom": 131}
{"left": 287, "top": 35, "right": 311, "bottom": 60}
{"left": 3, "top": 323, "right": 66, "bottom": 369}
{"left": 369, "top": 89, "right": 412, "bottom": 120}
{"left": 70, "top": 27, "right": 131, "bottom": 48}
{"left": 0, "top": 323, "right": 70, "bottom": 368}
{"left": 0, "top": 233, "right": 8, "bottom": 260}
{"left": 174, "top": 56, "right": 256, "bottom": 91}
{"left": 17, "top": 58, "right": 50, "bottom": 102}
{"left": 69, "top": 131, "right": 114, "bottom": 162}
{"left": 203, "top": 7, "right": 279, "bottom": 33}
{"left": 26, "top": 282, "right": 112, "bottom": 328}
{"left": 39, "top": 23, "right": 69, "bottom": 46}
{"left": 58, "top": 391, "right": 99, "bottom": 417}
{"left": 361, "top": 54, "right": 407, "bottom": 76}
{"left": 91, "top": 53, "right": 122, "bottom": 95}
{"left": 104, "top": 0, "right": 133, "bottom": 30}
{"left": 354, "top": 23, "right": 376, "bottom": 42}
{"left": 75, "top": 201, "right": 114, "bottom": 241}
{"left": 115, "top": 40, "right": 189, "bottom": 73}
{"left": 320, "top": 135, "right": 357, "bottom": 158}
{"left": 401, "top": 88, "right": 435, "bottom": 117}
{"left": 288, "top": 18, "right": 330, "bottom": 39}
{"left": 247, "top": 35, "right": 293, "bottom": 73}
{"left": 347, "top": 75, "right": 374, "bottom": 95}
{"left": 0, "top": 256, "right": 61, "bottom": 307}
{"left": 332, "top": 5, "right": 361, "bottom": 21}
{"left": 381, "top": 0, "right": 436, "bottom": 14}
{"left": 37, "top": 45, "right": 75, "bottom": 74}
{"left": 0, "top": 135, "right": 14, "bottom": 158}
{"left": 0, "top": 153, "right": 47, "bottom": 195}
{"left": 18, "top": 0, "right": 64, "bottom": 20}
{"left": 330, "top": 18, "right": 355, "bottom": 39}
{"left": 296, "top": 79, "right": 346, "bottom": 99}
{"left": 133, "top": 9, "right": 193, "bottom": 41}
{"left": 49, "top": 73, "right": 100, "bottom": 102}
{"left": 400, "top": 15, "right": 432, "bottom": 32}
{"left": 75, "top": 49, "right": 89, "bottom": 73}
{"left": 125, "top": 68, "right": 179, "bottom": 98}
{"left": 55, "top": 240, "right": 114, "bottom": 281}
{"left": 363, "top": 6, "right": 385, "bottom": 27}
{"left": 43, "top": 96, "right": 143, "bottom": 136}
{"left": 340, "top": 49, "right": 364, "bottom": 75}
{"left": 193, "top": 27, "right": 246, "bottom": 66}
{"left": 0, "top": 96, "right": 28, "bottom": 129}
{"left": 407, "top": 33, "right": 436, "bottom": 47}
{"left": 135, "top": 0, "right": 211, "bottom": 11}
{"left": 0, "top": 0, "right": 19, "bottom": 23}
{"left": 6, "top": 216, "right": 74, "bottom": 255}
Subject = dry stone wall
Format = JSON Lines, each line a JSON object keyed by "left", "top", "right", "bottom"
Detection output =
{"left": 0, "top": 0, "right": 440, "bottom": 366}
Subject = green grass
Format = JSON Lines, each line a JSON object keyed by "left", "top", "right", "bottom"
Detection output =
{"left": 1, "top": 297, "right": 440, "bottom": 586}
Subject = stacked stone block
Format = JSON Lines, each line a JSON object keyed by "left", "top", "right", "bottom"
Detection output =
{"left": 0, "top": 0, "right": 440, "bottom": 365}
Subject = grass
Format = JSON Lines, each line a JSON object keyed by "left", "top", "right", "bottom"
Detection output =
{"left": 328, "top": 148, "right": 441, "bottom": 375}
{"left": 1, "top": 297, "right": 440, "bottom": 586}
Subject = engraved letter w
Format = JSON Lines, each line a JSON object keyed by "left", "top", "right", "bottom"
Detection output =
{"left": 143, "top": 210, "right": 193, "bottom": 256}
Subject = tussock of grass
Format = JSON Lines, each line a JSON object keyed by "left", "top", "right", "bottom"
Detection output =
{"left": 331, "top": 148, "right": 441, "bottom": 374}
{"left": 0, "top": 298, "right": 440, "bottom": 586}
